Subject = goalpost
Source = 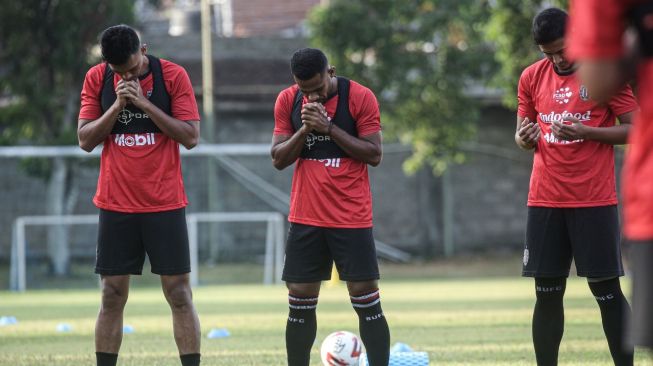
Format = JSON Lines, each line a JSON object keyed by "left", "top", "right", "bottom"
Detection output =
{"left": 10, "top": 211, "right": 285, "bottom": 292}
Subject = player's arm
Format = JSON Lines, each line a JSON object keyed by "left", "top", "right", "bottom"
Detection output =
{"left": 77, "top": 79, "right": 129, "bottom": 152}
{"left": 122, "top": 80, "right": 199, "bottom": 150}
{"left": 302, "top": 103, "right": 382, "bottom": 166}
{"left": 515, "top": 115, "right": 540, "bottom": 151}
{"left": 552, "top": 111, "right": 633, "bottom": 145}
{"left": 577, "top": 60, "right": 632, "bottom": 104}
{"left": 270, "top": 124, "right": 312, "bottom": 170}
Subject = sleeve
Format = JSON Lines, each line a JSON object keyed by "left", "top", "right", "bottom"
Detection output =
{"left": 567, "top": 0, "right": 627, "bottom": 60}
{"left": 78, "top": 65, "right": 104, "bottom": 120}
{"left": 351, "top": 86, "right": 381, "bottom": 137}
{"left": 607, "top": 84, "right": 639, "bottom": 116}
{"left": 517, "top": 69, "right": 537, "bottom": 121}
{"left": 273, "top": 88, "right": 295, "bottom": 136}
{"left": 168, "top": 66, "right": 200, "bottom": 122}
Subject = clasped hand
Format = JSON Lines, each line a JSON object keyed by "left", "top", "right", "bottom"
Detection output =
{"left": 115, "top": 79, "right": 147, "bottom": 108}
{"left": 301, "top": 102, "right": 329, "bottom": 134}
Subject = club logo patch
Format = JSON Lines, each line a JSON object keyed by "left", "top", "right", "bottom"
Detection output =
{"left": 523, "top": 248, "right": 530, "bottom": 266}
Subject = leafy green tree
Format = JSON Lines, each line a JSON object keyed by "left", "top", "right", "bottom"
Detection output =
{"left": 308, "top": 0, "right": 496, "bottom": 174}
{"left": 0, "top": 0, "right": 134, "bottom": 275}
{"left": 485, "top": 0, "right": 568, "bottom": 109}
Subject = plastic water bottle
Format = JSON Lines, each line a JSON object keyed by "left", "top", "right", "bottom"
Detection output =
{"left": 122, "top": 325, "right": 134, "bottom": 334}
{"left": 207, "top": 328, "right": 230, "bottom": 339}
{"left": 359, "top": 351, "right": 429, "bottom": 366}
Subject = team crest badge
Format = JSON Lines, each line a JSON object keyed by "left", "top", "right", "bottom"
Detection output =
{"left": 579, "top": 85, "right": 589, "bottom": 101}
{"left": 523, "top": 248, "right": 530, "bottom": 266}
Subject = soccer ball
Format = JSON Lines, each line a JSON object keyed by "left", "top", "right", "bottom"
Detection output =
{"left": 320, "top": 331, "right": 363, "bottom": 366}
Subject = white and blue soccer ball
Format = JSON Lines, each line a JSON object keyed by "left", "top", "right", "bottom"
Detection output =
{"left": 320, "top": 331, "right": 363, "bottom": 366}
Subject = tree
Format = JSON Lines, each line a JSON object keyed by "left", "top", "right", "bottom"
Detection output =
{"left": 485, "top": 0, "right": 569, "bottom": 109}
{"left": 308, "top": 0, "right": 497, "bottom": 174}
{"left": 0, "top": 0, "right": 134, "bottom": 275}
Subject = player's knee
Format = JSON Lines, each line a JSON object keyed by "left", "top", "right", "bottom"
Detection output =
{"left": 346, "top": 280, "right": 378, "bottom": 296}
{"left": 164, "top": 283, "right": 193, "bottom": 311}
{"left": 286, "top": 282, "right": 320, "bottom": 298}
{"left": 101, "top": 283, "right": 128, "bottom": 311}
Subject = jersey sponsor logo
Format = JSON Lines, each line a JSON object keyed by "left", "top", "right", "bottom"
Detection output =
{"left": 117, "top": 109, "right": 150, "bottom": 125}
{"left": 553, "top": 87, "right": 573, "bottom": 104}
{"left": 539, "top": 110, "right": 591, "bottom": 124}
{"left": 543, "top": 132, "right": 583, "bottom": 145}
{"left": 305, "top": 133, "right": 331, "bottom": 150}
{"left": 305, "top": 158, "right": 342, "bottom": 168}
{"left": 114, "top": 133, "right": 156, "bottom": 147}
{"left": 579, "top": 85, "right": 590, "bottom": 101}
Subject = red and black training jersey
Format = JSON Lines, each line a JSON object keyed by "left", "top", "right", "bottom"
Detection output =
{"left": 79, "top": 57, "right": 200, "bottom": 213}
{"left": 274, "top": 78, "right": 381, "bottom": 228}
{"left": 517, "top": 58, "right": 638, "bottom": 207}
{"left": 568, "top": 0, "right": 653, "bottom": 240}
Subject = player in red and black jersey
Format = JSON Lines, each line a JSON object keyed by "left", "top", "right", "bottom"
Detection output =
{"left": 78, "top": 25, "right": 201, "bottom": 366}
{"left": 271, "top": 48, "right": 390, "bottom": 366}
{"left": 568, "top": 0, "right": 653, "bottom": 351}
{"left": 516, "top": 9, "right": 638, "bottom": 366}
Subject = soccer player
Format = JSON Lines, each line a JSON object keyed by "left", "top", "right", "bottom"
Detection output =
{"left": 77, "top": 25, "right": 201, "bottom": 366}
{"left": 515, "top": 8, "right": 638, "bottom": 366}
{"left": 271, "top": 48, "right": 390, "bottom": 366}
{"left": 567, "top": 0, "right": 653, "bottom": 352}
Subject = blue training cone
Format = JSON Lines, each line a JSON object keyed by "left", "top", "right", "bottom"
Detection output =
{"left": 359, "top": 352, "right": 429, "bottom": 366}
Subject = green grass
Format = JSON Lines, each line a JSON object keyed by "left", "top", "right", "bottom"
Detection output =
{"left": 1, "top": 276, "right": 651, "bottom": 365}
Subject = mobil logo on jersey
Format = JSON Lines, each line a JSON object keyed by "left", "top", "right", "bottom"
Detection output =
{"left": 538, "top": 110, "right": 591, "bottom": 124}
{"left": 114, "top": 133, "right": 156, "bottom": 147}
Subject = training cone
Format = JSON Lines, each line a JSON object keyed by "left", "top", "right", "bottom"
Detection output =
{"left": 359, "top": 352, "right": 429, "bottom": 366}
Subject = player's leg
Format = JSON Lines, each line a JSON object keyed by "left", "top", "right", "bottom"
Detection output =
{"left": 628, "top": 241, "right": 653, "bottom": 350}
{"left": 327, "top": 227, "right": 389, "bottom": 366}
{"left": 142, "top": 208, "right": 201, "bottom": 366}
{"left": 286, "top": 281, "right": 322, "bottom": 366}
{"left": 282, "top": 223, "right": 331, "bottom": 366}
{"left": 523, "top": 207, "right": 572, "bottom": 366}
{"left": 161, "top": 274, "right": 201, "bottom": 365}
{"left": 570, "top": 205, "right": 632, "bottom": 366}
{"left": 94, "top": 209, "right": 146, "bottom": 366}
{"left": 96, "top": 275, "right": 130, "bottom": 366}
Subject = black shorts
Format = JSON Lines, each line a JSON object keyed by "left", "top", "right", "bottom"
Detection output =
{"left": 282, "top": 223, "right": 380, "bottom": 283}
{"left": 628, "top": 241, "right": 653, "bottom": 349}
{"left": 522, "top": 205, "right": 624, "bottom": 278}
{"left": 95, "top": 208, "right": 190, "bottom": 276}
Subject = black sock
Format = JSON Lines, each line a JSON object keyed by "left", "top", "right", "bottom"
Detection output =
{"left": 351, "top": 289, "right": 390, "bottom": 366}
{"left": 96, "top": 352, "right": 118, "bottom": 366}
{"left": 180, "top": 353, "right": 201, "bottom": 366}
{"left": 588, "top": 278, "right": 633, "bottom": 366}
{"left": 286, "top": 293, "right": 318, "bottom": 366}
{"left": 533, "top": 277, "right": 566, "bottom": 366}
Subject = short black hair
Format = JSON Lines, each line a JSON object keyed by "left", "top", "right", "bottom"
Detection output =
{"left": 100, "top": 24, "right": 141, "bottom": 65}
{"left": 532, "top": 8, "right": 568, "bottom": 45}
{"left": 290, "top": 48, "right": 328, "bottom": 81}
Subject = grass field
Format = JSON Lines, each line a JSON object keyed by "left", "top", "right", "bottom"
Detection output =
{"left": 1, "top": 272, "right": 652, "bottom": 366}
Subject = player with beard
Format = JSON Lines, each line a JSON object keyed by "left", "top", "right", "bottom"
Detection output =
{"left": 271, "top": 48, "right": 390, "bottom": 366}
{"left": 78, "top": 24, "right": 201, "bottom": 366}
{"left": 515, "top": 8, "right": 638, "bottom": 366}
